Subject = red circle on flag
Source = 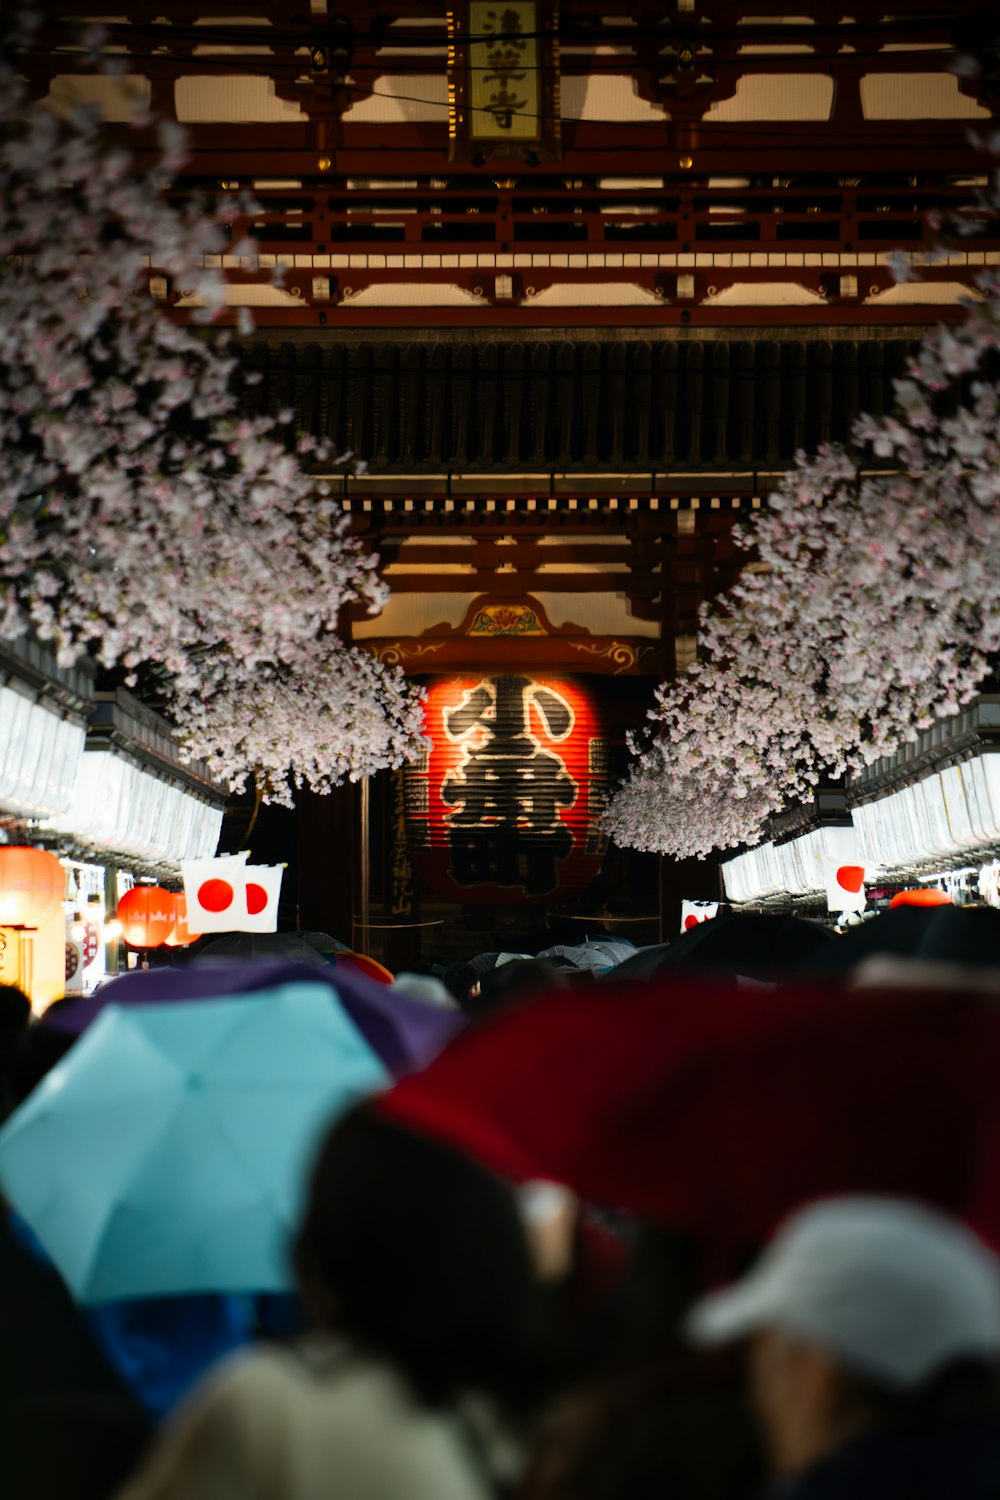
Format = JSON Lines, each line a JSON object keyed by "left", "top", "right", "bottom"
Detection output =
{"left": 836, "top": 865, "right": 865, "bottom": 894}
{"left": 246, "top": 882, "right": 267, "bottom": 916}
{"left": 198, "top": 878, "right": 234, "bottom": 912}
{"left": 684, "top": 914, "right": 701, "bottom": 931}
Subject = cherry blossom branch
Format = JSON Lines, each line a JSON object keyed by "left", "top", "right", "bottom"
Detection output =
{"left": 605, "top": 183, "right": 1000, "bottom": 859}
{"left": 0, "top": 14, "right": 427, "bottom": 803}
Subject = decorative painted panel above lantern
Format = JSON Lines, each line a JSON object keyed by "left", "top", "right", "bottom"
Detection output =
{"left": 406, "top": 674, "right": 609, "bottom": 904}
{"left": 448, "top": 1, "right": 562, "bottom": 164}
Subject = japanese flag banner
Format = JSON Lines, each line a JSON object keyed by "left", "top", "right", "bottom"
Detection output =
{"left": 181, "top": 852, "right": 252, "bottom": 934}
{"left": 823, "top": 857, "right": 867, "bottom": 914}
{"left": 182, "top": 855, "right": 283, "bottom": 934}
{"left": 681, "top": 900, "right": 719, "bottom": 933}
{"left": 239, "top": 864, "right": 284, "bottom": 934}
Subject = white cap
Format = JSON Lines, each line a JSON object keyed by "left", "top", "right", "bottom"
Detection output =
{"left": 687, "top": 1197, "right": 1000, "bottom": 1388}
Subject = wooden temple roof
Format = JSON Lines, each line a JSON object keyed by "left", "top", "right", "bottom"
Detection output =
{"left": 21, "top": 4, "right": 1000, "bottom": 687}
{"left": 240, "top": 330, "right": 920, "bottom": 476}
{"left": 22, "top": 3, "right": 1000, "bottom": 329}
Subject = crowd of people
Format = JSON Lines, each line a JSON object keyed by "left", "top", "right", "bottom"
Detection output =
{"left": 3, "top": 906, "right": 1000, "bottom": 1500}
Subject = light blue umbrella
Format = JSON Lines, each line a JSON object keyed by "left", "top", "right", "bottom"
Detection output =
{"left": 0, "top": 982, "right": 389, "bottom": 1303}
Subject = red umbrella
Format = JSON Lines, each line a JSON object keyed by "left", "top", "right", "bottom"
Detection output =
{"left": 380, "top": 975, "right": 1000, "bottom": 1246}
{"left": 890, "top": 888, "right": 953, "bottom": 908}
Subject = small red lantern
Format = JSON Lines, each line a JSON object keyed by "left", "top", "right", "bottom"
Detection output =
{"left": 0, "top": 846, "right": 66, "bottom": 928}
{"left": 889, "top": 888, "right": 954, "bottom": 909}
{"left": 163, "top": 893, "right": 202, "bottom": 949}
{"left": 116, "top": 886, "right": 177, "bottom": 948}
{"left": 406, "top": 674, "right": 610, "bottom": 905}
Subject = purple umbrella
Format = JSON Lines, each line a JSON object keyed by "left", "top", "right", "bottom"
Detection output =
{"left": 43, "top": 961, "right": 463, "bottom": 1077}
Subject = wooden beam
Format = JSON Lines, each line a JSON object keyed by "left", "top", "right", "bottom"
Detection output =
{"left": 180, "top": 303, "right": 970, "bottom": 330}
{"left": 381, "top": 572, "right": 662, "bottom": 596}
{"left": 382, "top": 542, "right": 652, "bottom": 565}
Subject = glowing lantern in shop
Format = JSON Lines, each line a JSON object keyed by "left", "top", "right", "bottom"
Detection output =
{"left": 0, "top": 846, "right": 66, "bottom": 927}
{"left": 116, "top": 885, "right": 177, "bottom": 948}
{"left": 163, "top": 894, "right": 202, "bottom": 948}
{"left": 405, "top": 674, "right": 610, "bottom": 905}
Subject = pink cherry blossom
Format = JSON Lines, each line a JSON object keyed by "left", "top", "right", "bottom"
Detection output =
{"left": 0, "top": 17, "right": 426, "bottom": 804}
{"left": 606, "top": 193, "right": 1000, "bottom": 859}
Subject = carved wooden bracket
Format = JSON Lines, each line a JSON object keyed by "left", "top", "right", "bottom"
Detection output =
{"left": 359, "top": 593, "right": 663, "bottom": 675}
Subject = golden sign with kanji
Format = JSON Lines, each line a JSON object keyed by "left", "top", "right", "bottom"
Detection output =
{"left": 449, "top": 1, "right": 561, "bottom": 163}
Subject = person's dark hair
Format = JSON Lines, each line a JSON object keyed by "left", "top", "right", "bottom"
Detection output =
{"left": 0, "top": 983, "right": 30, "bottom": 1039}
{"left": 840, "top": 1357, "right": 1000, "bottom": 1429}
{"left": 519, "top": 1359, "right": 764, "bottom": 1500}
{"left": 475, "top": 958, "right": 571, "bottom": 1016}
{"left": 2, "top": 1007, "right": 76, "bottom": 1119}
{"left": 0, "top": 983, "right": 33, "bottom": 1122}
{"left": 442, "top": 951, "right": 504, "bottom": 1009}
{"left": 294, "top": 1106, "right": 541, "bottom": 1409}
{"left": 441, "top": 960, "right": 480, "bottom": 1006}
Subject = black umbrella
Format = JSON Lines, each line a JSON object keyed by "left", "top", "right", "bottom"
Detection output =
{"left": 198, "top": 932, "right": 329, "bottom": 966}
{"left": 300, "top": 930, "right": 351, "bottom": 956}
{"left": 647, "top": 912, "right": 835, "bottom": 979}
{"left": 602, "top": 943, "right": 673, "bottom": 982}
{"left": 798, "top": 906, "right": 1000, "bottom": 976}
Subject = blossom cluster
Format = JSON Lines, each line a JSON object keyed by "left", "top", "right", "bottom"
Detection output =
{"left": 0, "top": 28, "right": 425, "bottom": 801}
{"left": 606, "top": 190, "right": 1000, "bottom": 859}
{"left": 181, "top": 650, "right": 425, "bottom": 807}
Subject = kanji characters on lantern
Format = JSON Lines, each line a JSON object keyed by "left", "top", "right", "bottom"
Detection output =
{"left": 407, "top": 675, "right": 610, "bottom": 904}
{"left": 442, "top": 676, "right": 577, "bottom": 896}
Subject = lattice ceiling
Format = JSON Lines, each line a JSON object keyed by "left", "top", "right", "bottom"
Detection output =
{"left": 20, "top": 3, "right": 1000, "bottom": 326}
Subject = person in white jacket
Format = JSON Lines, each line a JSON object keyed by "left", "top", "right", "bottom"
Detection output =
{"left": 116, "top": 1107, "right": 540, "bottom": 1500}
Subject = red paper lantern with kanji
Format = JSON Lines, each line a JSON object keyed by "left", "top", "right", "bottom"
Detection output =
{"left": 116, "top": 886, "right": 177, "bottom": 948}
{"left": 0, "top": 846, "right": 66, "bottom": 928}
{"left": 406, "top": 674, "right": 610, "bottom": 904}
{"left": 163, "top": 893, "right": 202, "bottom": 948}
